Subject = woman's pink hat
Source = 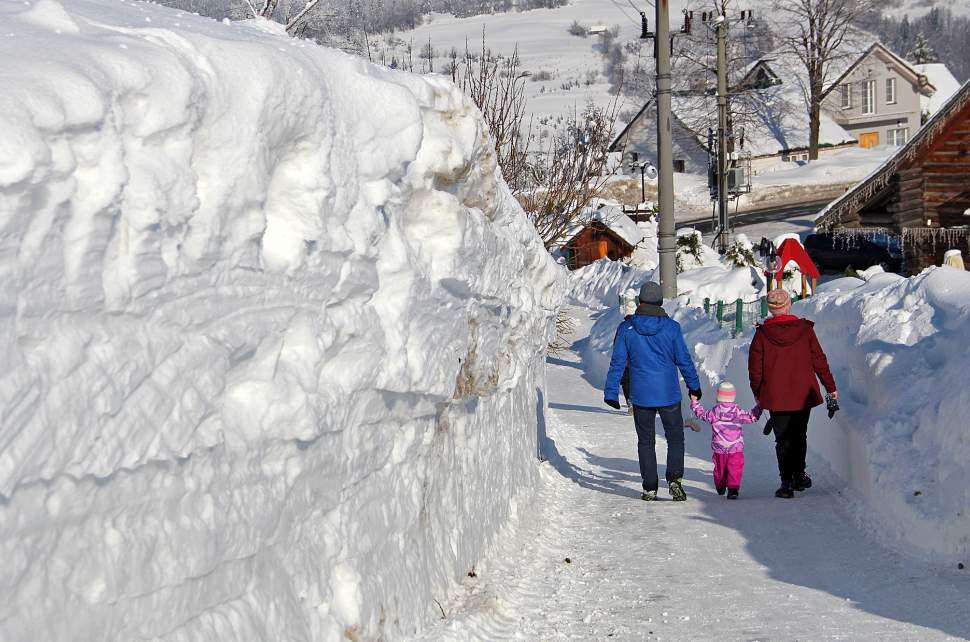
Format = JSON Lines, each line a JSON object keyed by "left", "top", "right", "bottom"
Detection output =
{"left": 767, "top": 289, "right": 792, "bottom": 314}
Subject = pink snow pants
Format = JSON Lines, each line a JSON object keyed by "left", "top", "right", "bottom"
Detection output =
{"left": 712, "top": 451, "right": 745, "bottom": 490}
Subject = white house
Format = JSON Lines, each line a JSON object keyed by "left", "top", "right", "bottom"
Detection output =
{"left": 821, "top": 43, "right": 936, "bottom": 149}
{"left": 610, "top": 43, "right": 945, "bottom": 178}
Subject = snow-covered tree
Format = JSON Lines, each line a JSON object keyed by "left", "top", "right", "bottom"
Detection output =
{"left": 907, "top": 32, "right": 939, "bottom": 65}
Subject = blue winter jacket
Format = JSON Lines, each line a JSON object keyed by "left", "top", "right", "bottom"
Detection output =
{"left": 604, "top": 309, "right": 701, "bottom": 408}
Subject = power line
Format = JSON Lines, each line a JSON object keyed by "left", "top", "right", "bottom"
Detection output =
{"left": 608, "top": 0, "right": 642, "bottom": 28}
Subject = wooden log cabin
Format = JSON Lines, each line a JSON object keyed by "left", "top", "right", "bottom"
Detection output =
{"left": 559, "top": 203, "right": 643, "bottom": 270}
{"left": 563, "top": 222, "right": 635, "bottom": 270}
{"left": 815, "top": 79, "right": 970, "bottom": 273}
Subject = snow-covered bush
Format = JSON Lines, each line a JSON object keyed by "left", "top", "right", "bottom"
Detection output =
{"left": 676, "top": 229, "right": 704, "bottom": 273}
{"left": 0, "top": 3, "right": 563, "bottom": 640}
{"left": 725, "top": 234, "right": 759, "bottom": 268}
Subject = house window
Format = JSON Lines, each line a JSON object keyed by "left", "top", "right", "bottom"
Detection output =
{"left": 673, "top": 159, "right": 686, "bottom": 173}
{"left": 840, "top": 83, "right": 852, "bottom": 109}
{"left": 863, "top": 80, "right": 876, "bottom": 115}
{"left": 888, "top": 127, "right": 909, "bottom": 146}
{"left": 885, "top": 77, "right": 897, "bottom": 104}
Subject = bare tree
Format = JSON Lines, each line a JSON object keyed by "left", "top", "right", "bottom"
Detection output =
{"left": 452, "top": 37, "right": 532, "bottom": 195}
{"left": 520, "top": 102, "right": 620, "bottom": 250}
{"left": 773, "top": 0, "right": 876, "bottom": 159}
{"left": 451, "top": 33, "right": 620, "bottom": 250}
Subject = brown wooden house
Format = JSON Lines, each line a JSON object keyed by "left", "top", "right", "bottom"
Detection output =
{"left": 815, "top": 79, "right": 970, "bottom": 273}
{"left": 560, "top": 204, "right": 643, "bottom": 270}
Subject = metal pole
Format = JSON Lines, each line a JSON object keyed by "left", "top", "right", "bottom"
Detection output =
{"left": 656, "top": 0, "right": 677, "bottom": 298}
{"left": 716, "top": 16, "right": 730, "bottom": 254}
{"left": 640, "top": 164, "right": 646, "bottom": 204}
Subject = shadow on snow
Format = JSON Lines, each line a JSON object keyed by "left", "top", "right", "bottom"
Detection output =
{"left": 541, "top": 344, "right": 970, "bottom": 639}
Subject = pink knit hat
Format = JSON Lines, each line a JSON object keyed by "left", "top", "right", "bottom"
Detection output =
{"left": 766, "top": 289, "right": 792, "bottom": 315}
{"left": 716, "top": 381, "right": 737, "bottom": 403}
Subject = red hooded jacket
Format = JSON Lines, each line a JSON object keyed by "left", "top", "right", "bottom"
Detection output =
{"left": 748, "top": 316, "right": 836, "bottom": 411}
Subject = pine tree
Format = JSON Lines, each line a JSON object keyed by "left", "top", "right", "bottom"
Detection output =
{"left": 908, "top": 32, "right": 939, "bottom": 65}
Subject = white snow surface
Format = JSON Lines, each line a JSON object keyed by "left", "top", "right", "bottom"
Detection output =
{"left": 0, "top": 1, "right": 563, "bottom": 640}
{"left": 915, "top": 63, "right": 962, "bottom": 116}
{"left": 416, "top": 306, "right": 969, "bottom": 640}
{"left": 750, "top": 145, "right": 896, "bottom": 186}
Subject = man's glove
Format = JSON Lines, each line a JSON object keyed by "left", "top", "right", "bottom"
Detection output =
{"left": 688, "top": 389, "right": 702, "bottom": 401}
{"left": 605, "top": 398, "right": 621, "bottom": 410}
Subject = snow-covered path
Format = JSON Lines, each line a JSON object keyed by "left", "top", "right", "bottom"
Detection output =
{"left": 419, "top": 309, "right": 969, "bottom": 641}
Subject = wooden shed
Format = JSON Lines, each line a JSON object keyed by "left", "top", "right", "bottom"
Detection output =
{"left": 815, "top": 79, "right": 970, "bottom": 273}
{"left": 560, "top": 203, "right": 644, "bottom": 270}
{"left": 563, "top": 223, "right": 634, "bottom": 269}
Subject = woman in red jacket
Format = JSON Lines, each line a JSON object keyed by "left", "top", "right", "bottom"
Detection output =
{"left": 748, "top": 289, "right": 837, "bottom": 498}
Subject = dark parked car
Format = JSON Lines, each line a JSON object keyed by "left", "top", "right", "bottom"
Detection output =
{"left": 804, "top": 233, "right": 903, "bottom": 274}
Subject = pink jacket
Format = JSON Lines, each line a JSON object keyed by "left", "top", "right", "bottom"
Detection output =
{"left": 690, "top": 400, "right": 762, "bottom": 454}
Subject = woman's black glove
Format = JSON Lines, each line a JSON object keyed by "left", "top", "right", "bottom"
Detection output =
{"left": 826, "top": 394, "right": 840, "bottom": 419}
{"left": 688, "top": 389, "right": 702, "bottom": 401}
{"left": 763, "top": 417, "right": 775, "bottom": 436}
{"left": 605, "top": 398, "right": 621, "bottom": 410}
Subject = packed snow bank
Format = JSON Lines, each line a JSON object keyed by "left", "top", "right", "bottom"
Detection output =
{"left": 794, "top": 268, "right": 970, "bottom": 562}
{"left": 0, "top": 2, "right": 563, "bottom": 640}
{"left": 566, "top": 258, "right": 652, "bottom": 309}
{"left": 582, "top": 261, "right": 970, "bottom": 563}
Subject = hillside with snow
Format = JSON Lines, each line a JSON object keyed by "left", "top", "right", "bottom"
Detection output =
{"left": 0, "top": 1, "right": 562, "bottom": 639}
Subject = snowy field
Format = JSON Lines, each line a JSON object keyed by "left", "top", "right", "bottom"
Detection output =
{"left": 0, "top": 1, "right": 562, "bottom": 639}
{"left": 399, "top": 0, "right": 678, "bottom": 125}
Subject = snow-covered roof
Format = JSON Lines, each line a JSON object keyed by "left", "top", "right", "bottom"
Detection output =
{"left": 677, "top": 51, "right": 855, "bottom": 157}
{"left": 915, "top": 63, "right": 961, "bottom": 116}
{"left": 562, "top": 202, "right": 645, "bottom": 249}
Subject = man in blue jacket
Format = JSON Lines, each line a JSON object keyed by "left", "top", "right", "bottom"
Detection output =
{"left": 604, "top": 282, "right": 702, "bottom": 501}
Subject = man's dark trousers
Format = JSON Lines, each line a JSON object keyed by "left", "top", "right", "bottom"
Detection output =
{"left": 632, "top": 403, "right": 685, "bottom": 492}
{"left": 770, "top": 409, "right": 811, "bottom": 482}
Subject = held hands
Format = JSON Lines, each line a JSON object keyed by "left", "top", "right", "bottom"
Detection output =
{"left": 688, "top": 389, "right": 702, "bottom": 402}
{"left": 605, "top": 398, "right": 621, "bottom": 410}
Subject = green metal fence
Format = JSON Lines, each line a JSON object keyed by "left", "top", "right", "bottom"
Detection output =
{"left": 700, "top": 293, "right": 807, "bottom": 336}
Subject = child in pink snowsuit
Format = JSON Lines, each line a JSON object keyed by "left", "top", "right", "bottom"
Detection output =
{"left": 689, "top": 382, "right": 762, "bottom": 499}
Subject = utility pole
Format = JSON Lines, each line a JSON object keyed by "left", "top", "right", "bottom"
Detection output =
{"left": 715, "top": 15, "right": 731, "bottom": 253}
{"left": 655, "top": 0, "right": 677, "bottom": 298}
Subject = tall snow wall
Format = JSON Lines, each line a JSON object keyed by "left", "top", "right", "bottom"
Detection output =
{"left": 0, "top": 1, "right": 563, "bottom": 639}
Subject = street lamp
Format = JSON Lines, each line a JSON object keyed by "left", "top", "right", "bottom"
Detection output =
{"left": 629, "top": 157, "right": 657, "bottom": 207}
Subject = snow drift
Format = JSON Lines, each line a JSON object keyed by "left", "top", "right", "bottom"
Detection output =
{"left": 796, "top": 269, "right": 970, "bottom": 562}
{"left": 580, "top": 258, "right": 969, "bottom": 563}
{"left": 0, "top": 1, "right": 563, "bottom": 639}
